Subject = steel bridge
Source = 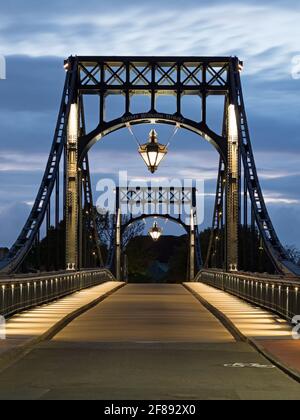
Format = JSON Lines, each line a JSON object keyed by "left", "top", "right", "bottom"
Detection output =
{"left": 0, "top": 56, "right": 299, "bottom": 399}
{"left": 1, "top": 55, "right": 299, "bottom": 278}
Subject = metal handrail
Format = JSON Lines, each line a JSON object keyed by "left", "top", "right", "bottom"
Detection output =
{"left": 196, "top": 269, "right": 300, "bottom": 321}
{"left": 0, "top": 269, "right": 115, "bottom": 319}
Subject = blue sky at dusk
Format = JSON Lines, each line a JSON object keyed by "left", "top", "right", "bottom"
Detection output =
{"left": 0, "top": 0, "right": 299, "bottom": 248}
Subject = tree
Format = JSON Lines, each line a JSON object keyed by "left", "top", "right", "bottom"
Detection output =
{"left": 95, "top": 209, "right": 144, "bottom": 250}
{"left": 285, "top": 245, "right": 300, "bottom": 266}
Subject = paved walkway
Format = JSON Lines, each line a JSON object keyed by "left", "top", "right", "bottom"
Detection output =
{"left": 0, "top": 281, "right": 123, "bottom": 369}
{"left": 0, "top": 284, "right": 299, "bottom": 400}
{"left": 186, "top": 282, "right": 300, "bottom": 378}
{"left": 53, "top": 283, "right": 234, "bottom": 344}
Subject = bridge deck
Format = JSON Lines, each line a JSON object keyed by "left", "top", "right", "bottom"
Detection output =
{"left": 187, "top": 282, "right": 300, "bottom": 376}
{"left": 53, "top": 284, "right": 233, "bottom": 344}
{"left": 0, "top": 283, "right": 299, "bottom": 400}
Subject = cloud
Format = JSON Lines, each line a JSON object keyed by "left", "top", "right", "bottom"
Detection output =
{"left": 263, "top": 192, "right": 300, "bottom": 205}
{"left": 0, "top": 2, "right": 300, "bottom": 79}
{"left": 0, "top": 151, "right": 47, "bottom": 172}
{"left": 0, "top": 1, "right": 299, "bottom": 249}
{"left": 0, "top": 202, "right": 31, "bottom": 247}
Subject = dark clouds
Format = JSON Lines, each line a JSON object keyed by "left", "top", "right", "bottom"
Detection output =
{"left": 0, "top": 0, "right": 299, "bottom": 248}
{"left": 0, "top": 56, "right": 64, "bottom": 113}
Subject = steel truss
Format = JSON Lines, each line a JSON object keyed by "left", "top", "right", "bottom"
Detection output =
{"left": 205, "top": 158, "right": 226, "bottom": 269}
{"left": 75, "top": 56, "right": 230, "bottom": 161}
{"left": 115, "top": 186, "right": 202, "bottom": 281}
{"left": 0, "top": 55, "right": 299, "bottom": 277}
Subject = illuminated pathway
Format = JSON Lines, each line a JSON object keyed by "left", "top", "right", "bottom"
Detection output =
{"left": 0, "top": 284, "right": 299, "bottom": 400}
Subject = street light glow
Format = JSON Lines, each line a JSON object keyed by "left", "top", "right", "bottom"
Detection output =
{"left": 139, "top": 129, "right": 168, "bottom": 174}
{"left": 148, "top": 221, "right": 163, "bottom": 242}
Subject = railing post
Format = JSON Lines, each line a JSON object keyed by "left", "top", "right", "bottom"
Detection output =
{"left": 189, "top": 209, "right": 195, "bottom": 281}
{"left": 115, "top": 208, "right": 122, "bottom": 281}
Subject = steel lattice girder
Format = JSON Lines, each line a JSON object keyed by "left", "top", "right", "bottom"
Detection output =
{"left": 118, "top": 186, "right": 196, "bottom": 232}
{"left": 64, "top": 56, "right": 235, "bottom": 162}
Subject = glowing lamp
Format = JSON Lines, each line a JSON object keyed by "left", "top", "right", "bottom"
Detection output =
{"left": 139, "top": 129, "right": 168, "bottom": 173}
{"left": 64, "top": 60, "right": 71, "bottom": 72}
{"left": 149, "top": 222, "right": 162, "bottom": 242}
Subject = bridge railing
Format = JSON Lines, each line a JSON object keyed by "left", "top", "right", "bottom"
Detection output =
{"left": 0, "top": 269, "right": 115, "bottom": 319}
{"left": 196, "top": 269, "right": 300, "bottom": 321}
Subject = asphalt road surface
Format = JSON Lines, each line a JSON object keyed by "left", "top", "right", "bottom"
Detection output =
{"left": 0, "top": 284, "right": 299, "bottom": 400}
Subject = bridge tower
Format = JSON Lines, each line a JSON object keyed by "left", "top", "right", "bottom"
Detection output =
{"left": 1, "top": 55, "right": 299, "bottom": 278}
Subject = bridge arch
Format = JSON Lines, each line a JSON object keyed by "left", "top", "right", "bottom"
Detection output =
{"left": 122, "top": 214, "right": 190, "bottom": 235}
{"left": 118, "top": 213, "right": 198, "bottom": 282}
{"left": 78, "top": 113, "right": 227, "bottom": 164}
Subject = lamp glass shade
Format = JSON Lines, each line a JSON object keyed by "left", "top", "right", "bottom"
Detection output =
{"left": 139, "top": 129, "right": 167, "bottom": 173}
{"left": 149, "top": 222, "right": 162, "bottom": 242}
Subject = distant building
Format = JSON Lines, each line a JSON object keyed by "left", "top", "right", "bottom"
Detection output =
{"left": 0, "top": 248, "right": 9, "bottom": 260}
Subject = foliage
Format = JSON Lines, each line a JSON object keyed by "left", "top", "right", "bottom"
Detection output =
{"left": 95, "top": 209, "right": 144, "bottom": 250}
{"left": 285, "top": 245, "right": 300, "bottom": 266}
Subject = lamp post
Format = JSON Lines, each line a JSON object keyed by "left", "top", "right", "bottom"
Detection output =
{"left": 139, "top": 129, "right": 168, "bottom": 173}
{"left": 149, "top": 221, "right": 163, "bottom": 242}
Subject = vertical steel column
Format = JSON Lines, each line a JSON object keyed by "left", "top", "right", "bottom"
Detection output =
{"left": 55, "top": 171, "right": 60, "bottom": 270}
{"left": 65, "top": 102, "right": 79, "bottom": 270}
{"left": 242, "top": 175, "right": 248, "bottom": 271}
{"left": 226, "top": 94, "right": 240, "bottom": 272}
{"left": 202, "top": 64, "right": 207, "bottom": 124}
{"left": 125, "top": 62, "right": 130, "bottom": 115}
{"left": 115, "top": 188, "right": 122, "bottom": 280}
{"left": 189, "top": 209, "right": 195, "bottom": 281}
{"left": 37, "top": 229, "right": 41, "bottom": 271}
{"left": 78, "top": 168, "right": 83, "bottom": 270}
{"left": 46, "top": 201, "right": 51, "bottom": 271}
{"left": 115, "top": 209, "right": 122, "bottom": 281}
{"left": 123, "top": 254, "right": 128, "bottom": 282}
{"left": 244, "top": 175, "right": 248, "bottom": 228}
{"left": 55, "top": 172, "right": 60, "bottom": 229}
{"left": 250, "top": 207, "right": 256, "bottom": 271}
{"left": 177, "top": 63, "right": 182, "bottom": 116}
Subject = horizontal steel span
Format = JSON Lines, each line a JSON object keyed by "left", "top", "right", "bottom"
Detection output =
{"left": 75, "top": 55, "right": 235, "bottom": 66}
{"left": 75, "top": 55, "right": 232, "bottom": 97}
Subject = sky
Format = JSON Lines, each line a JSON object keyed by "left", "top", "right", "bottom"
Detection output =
{"left": 0, "top": 0, "right": 299, "bottom": 249}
